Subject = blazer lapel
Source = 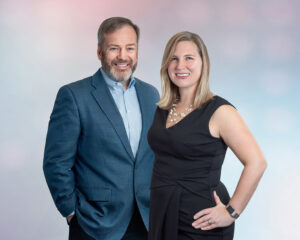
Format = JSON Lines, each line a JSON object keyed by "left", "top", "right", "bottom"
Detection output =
{"left": 91, "top": 69, "right": 134, "bottom": 160}
{"left": 134, "top": 80, "right": 153, "bottom": 161}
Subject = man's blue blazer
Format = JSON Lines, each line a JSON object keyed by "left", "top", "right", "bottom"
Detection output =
{"left": 43, "top": 69, "right": 159, "bottom": 240}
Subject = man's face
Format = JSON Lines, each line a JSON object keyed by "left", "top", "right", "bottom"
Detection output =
{"left": 98, "top": 25, "right": 138, "bottom": 83}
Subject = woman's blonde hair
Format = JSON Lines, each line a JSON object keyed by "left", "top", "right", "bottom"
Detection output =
{"left": 157, "top": 31, "right": 213, "bottom": 110}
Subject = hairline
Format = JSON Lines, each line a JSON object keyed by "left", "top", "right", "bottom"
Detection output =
{"left": 97, "top": 19, "right": 140, "bottom": 49}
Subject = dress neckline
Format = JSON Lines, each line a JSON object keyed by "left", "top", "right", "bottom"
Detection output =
{"left": 164, "top": 95, "right": 217, "bottom": 130}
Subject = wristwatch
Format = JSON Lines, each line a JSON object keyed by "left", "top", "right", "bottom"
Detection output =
{"left": 226, "top": 205, "right": 240, "bottom": 219}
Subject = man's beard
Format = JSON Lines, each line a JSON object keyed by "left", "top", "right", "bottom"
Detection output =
{"left": 101, "top": 54, "right": 137, "bottom": 83}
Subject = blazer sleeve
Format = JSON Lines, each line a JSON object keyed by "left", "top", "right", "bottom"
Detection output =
{"left": 43, "top": 85, "right": 80, "bottom": 217}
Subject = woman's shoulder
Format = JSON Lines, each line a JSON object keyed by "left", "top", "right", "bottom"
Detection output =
{"left": 154, "top": 106, "right": 168, "bottom": 118}
{"left": 210, "top": 95, "right": 236, "bottom": 109}
{"left": 156, "top": 105, "right": 169, "bottom": 113}
{"left": 199, "top": 95, "right": 236, "bottom": 122}
{"left": 209, "top": 96, "right": 238, "bottom": 124}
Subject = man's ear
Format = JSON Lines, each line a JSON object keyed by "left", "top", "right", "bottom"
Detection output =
{"left": 97, "top": 45, "right": 102, "bottom": 60}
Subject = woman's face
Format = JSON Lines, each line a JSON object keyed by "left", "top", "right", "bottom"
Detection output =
{"left": 167, "top": 41, "right": 202, "bottom": 93}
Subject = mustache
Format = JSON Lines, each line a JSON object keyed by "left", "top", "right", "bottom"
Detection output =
{"left": 112, "top": 59, "right": 133, "bottom": 65}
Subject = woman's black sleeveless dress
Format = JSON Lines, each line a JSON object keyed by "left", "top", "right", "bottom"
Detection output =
{"left": 147, "top": 96, "right": 235, "bottom": 240}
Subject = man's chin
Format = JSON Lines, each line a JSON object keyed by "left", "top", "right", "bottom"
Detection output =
{"left": 110, "top": 70, "right": 132, "bottom": 83}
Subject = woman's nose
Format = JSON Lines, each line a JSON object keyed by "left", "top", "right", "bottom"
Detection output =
{"left": 175, "top": 59, "right": 185, "bottom": 70}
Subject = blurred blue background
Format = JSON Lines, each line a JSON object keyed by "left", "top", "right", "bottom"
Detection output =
{"left": 0, "top": 0, "right": 299, "bottom": 239}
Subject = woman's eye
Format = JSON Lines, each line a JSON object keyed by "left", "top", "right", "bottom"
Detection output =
{"left": 171, "top": 57, "right": 178, "bottom": 61}
{"left": 186, "top": 57, "right": 194, "bottom": 60}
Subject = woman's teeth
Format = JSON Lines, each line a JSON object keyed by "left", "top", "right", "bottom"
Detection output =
{"left": 176, "top": 73, "right": 189, "bottom": 77}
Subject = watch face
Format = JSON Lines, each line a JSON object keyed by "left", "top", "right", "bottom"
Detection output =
{"left": 226, "top": 205, "right": 239, "bottom": 219}
{"left": 226, "top": 205, "right": 234, "bottom": 214}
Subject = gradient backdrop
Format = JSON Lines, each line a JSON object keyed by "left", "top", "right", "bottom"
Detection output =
{"left": 0, "top": 0, "right": 299, "bottom": 239}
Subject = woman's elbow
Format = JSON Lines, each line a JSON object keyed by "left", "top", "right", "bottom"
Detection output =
{"left": 246, "top": 156, "right": 267, "bottom": 174}
{"left": 256, "top": 156, "right": 267, "bottom": 174}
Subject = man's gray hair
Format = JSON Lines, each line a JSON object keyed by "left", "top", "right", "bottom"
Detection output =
{"left": 97, "top": 17, "right": 140, "bottom": 48}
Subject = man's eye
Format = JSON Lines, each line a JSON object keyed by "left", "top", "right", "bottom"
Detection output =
{"left": 128, "top": 48, "right": 135, "bottom": 51}
{"left": 110, "top": 48, "right": 118, "bottom": 51}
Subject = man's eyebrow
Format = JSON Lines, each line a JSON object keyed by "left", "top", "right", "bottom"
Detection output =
{"left": 107, "top": 44, "right": 119, "bottom": 47}
{"left": 106, "top": 43, "right": 137, "bottom": 47}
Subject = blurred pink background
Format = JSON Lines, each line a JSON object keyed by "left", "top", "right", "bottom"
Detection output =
{"left": 0, "top": 0, "right": 299, "bottom": 239}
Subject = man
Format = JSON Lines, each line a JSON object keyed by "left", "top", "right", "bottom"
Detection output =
{"left": 43, "top": 17, "right": 159, "bottom": 240}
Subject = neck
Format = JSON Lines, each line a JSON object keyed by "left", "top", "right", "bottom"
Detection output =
{"left": 178, "top": 87, "right": 196, "bottom": 106}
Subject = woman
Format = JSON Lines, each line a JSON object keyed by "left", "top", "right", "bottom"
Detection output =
{"left": 147, "top": 32, "right": 267, "bottom": 240}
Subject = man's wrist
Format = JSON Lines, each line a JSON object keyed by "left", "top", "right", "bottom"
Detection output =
{"left": 66, "top": 212, "right": 75, "bottom": 225}
{"left": 67, "top": 211, "right": 75, "bottom": 218}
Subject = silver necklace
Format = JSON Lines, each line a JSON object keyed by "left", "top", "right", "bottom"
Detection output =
{"left": 168, "top": 102, "right": 194, "bottom": 124}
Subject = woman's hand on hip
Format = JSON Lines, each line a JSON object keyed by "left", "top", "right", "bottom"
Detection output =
{"left": 192, "top": 191, "right": 235, "bottom": 230}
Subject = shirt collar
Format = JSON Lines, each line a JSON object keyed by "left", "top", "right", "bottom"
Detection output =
{"left": 100, "top": 68, "right": 136, "bottom": 90}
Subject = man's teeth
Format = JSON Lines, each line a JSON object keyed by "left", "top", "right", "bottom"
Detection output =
{"left": 176, "top": 73, "right": 189, "bottom": 77}
{"left": 116, "top": 64, "right": 128, "bottom": 67}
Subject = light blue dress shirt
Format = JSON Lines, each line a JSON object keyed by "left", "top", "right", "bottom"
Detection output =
{"left": 100, "top": 68, "right": 142, "bottom": 158}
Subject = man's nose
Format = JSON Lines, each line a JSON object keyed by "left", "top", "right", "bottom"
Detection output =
{"left": 117, "top": 48, "right": 127, "bottom": 61}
